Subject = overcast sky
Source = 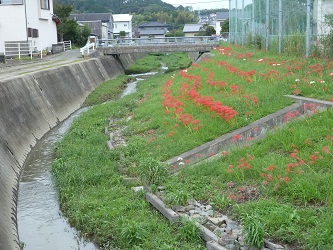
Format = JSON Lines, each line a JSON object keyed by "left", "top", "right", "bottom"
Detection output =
{"left": 163, "top": 0, "right": 229, "bottom": 11}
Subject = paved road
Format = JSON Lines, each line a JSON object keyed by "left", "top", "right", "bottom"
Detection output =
{"left": 0, "top": 50, "right": 87, "bottom": 81}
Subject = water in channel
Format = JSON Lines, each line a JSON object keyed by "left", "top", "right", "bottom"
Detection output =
{"left": 17, "top": 73, "right": 154, "bottom": 250}
{"left": 17, "top": 108, "right": 97, "bottom": 250}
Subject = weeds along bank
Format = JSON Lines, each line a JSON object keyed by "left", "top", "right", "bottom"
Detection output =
{"left": 53, "top": 46, "right": 333, "bottom": 249}
{"left": 0, "top": 53, "right": 146, "bottom": 250}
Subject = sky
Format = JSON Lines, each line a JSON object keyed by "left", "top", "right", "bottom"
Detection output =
{"left": 162, "top": 0, "right": 229, "bottom": 11}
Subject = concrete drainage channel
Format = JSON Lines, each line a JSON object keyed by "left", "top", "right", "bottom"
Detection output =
{"left": 105, "top": 96, "right": 332, "bottom": 250}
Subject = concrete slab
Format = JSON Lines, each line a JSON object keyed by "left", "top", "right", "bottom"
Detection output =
{"left": 145, "top": 192, "right": 180, "bottom": 222}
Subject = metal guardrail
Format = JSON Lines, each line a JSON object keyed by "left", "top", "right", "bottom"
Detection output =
{"left": 63, "top": 40, "right": 72, "bottom": 51}
{"left": 80, "top": 42, "right": 95, "bottom": 56}
{"left": 96, "top": 36, "right": 220, "bottom": 47}
{"left": 4, "top": 41, "right": 43, "bottom": 59}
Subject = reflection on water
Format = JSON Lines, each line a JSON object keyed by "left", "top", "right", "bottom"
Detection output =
{"left": 17, "top": 108, "right": 97, "bottom": 250}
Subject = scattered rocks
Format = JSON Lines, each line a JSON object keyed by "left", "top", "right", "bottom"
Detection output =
{"left": 174, "top": 198, "right": 284, "bottom": 250}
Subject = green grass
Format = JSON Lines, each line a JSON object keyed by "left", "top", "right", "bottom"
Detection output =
{"left": 53, "top": 46, "right": 333, "bottom": 249}
{"left": 83, "top": 75, "right": 134, "bottom": 106}
{"left": 124, "top": 52, "right": 192, "bottom": 74}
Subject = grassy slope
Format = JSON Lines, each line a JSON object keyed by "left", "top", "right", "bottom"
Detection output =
{"left": 53, "top": 48, "right": 333, "bottom": 249}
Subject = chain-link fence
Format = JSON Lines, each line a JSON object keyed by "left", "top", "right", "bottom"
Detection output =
{"left": 229, "top": 0, "right": 333, "bottom": 57}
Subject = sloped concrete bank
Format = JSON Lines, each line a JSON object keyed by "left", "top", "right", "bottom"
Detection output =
{"left": 0, "top": 53, "right": 145, "bottom": 250}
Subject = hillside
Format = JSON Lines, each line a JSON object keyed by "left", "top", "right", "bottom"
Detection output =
{"left": 54, "top": 0, "right": 176, "bottom": 14}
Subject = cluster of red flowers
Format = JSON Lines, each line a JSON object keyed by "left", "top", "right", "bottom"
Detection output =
{"left": 162, "top": 78, "right": 202, "bottom": 132}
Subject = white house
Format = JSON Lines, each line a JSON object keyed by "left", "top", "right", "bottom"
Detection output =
{"left": 113, "top": 14, "right": 133, "bottom": 38}
{"left": 0, "top": 0, "right": 58, "bottom": 55}
{"left": 313, "top": 0, "right": 333, "bottom": 38}
{"left": 215, "top": 11, "right": 229, "bottom": 36}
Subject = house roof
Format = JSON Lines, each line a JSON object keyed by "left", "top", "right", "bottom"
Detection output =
{"left": 113, "top": 14, "right": 132, "bottom": 22}
{"left": 70, "top": 13, "right": 112, "bottom": 22}
{"left": 137, "top": 21, "right": 168, "bottom": 28}
{"left": 139, "top": 29, "right": 166, "bottom": 35}
{"left": 77, "top": 21, "right": 103, "bottom": 37}
{"left": 183, "top": 24, "right": 202, "bottom": 33}
{"left": 216, "top": 11, "right": 229, "bottom": 20}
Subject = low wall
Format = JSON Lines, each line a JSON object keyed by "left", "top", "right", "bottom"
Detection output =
{"left": 0, "top": 53, "right": 145, "bottom": 250}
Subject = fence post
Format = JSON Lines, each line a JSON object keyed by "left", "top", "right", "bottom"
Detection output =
{"left": 278, "top": 0, "right": 282, "bottom": 54}
{"left": 18, "top": 43, "right": 21, "bottom": 60}
{"left": 241, "top": 0, "right": 245, "bottom": 47}
{"left": 40, "top": 44, "right": 43, "bottom": 59}
{"left": 305, "top": 0, "right": 311, "bottom": 57}
{"left": 265, "top": 0, "right": 270, "bottom": 52}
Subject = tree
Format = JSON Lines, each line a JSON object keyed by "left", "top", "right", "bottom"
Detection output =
{"left": 221, "top": 19, "right": 229, "bottom": 33}
{"left": 53, "top": 3, "right": 90, "bottom": 46}
{"left": 198, "top": 24, "right": 216, "bottom": 36}
{"left": 119, "top": 31, "right": 126, "bottom": 37}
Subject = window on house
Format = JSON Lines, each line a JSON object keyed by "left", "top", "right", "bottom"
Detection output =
{"left": 40, "top": 0, "right": 49, "bottom": 9}
{"left": 28, "top": 28, "right": 39, "bottom": 38}
{"left": 0, "top": 0, "right": 23, "bottom": 4}
{"left": 124, "top": 24, "right": 127, "bottom": 27}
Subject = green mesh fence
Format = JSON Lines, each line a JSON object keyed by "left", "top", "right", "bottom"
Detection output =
{"left": 229, "top": 0, "right": 333, "bottom": 57}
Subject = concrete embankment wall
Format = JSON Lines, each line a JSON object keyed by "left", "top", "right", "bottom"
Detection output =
{"left": 0, "top": 53, "right": 145, "bottom": 250}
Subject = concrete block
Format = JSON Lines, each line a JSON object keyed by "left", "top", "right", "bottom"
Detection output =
{"left": 206, "top": 240, "right": 228, "bottom": 250}
{"left": 106, "top": 140, "right": 114, "bottom": 150}
{"left": 145, "top": 192, "right": 180, "bottom": 222}
{"left": 196, "top": 221, "right": 219, "bottom": 242}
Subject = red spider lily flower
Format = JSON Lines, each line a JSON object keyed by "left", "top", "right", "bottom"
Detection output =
{"left": 310, "top": 153, "right": 318, "bottom": 161}
{"left": 231, "top": 134, "right": 241, "bottom": 142}
{"left": 229, "top": 194, "right": 236, "bottom": 200}
{"left": 222, "top": 151, "right": 229, "bottom": 157}
{"left": 260, "top": 173, "right": 266, "bottom": 177}
{"left": 290, "top": 152, "right": 298, "bottom": 159}
{"left": 265, "top": 165, "right": 275, "bottom": 171}
{"left": 238, "top": 187, "right": 243, "bottom": 191}
{"left": 298, "top": 159, "right": 305, "bottom": 165}
{"left": 227, "top": 181, "right": 234, "bottom": 187}
{"left": 293, "top": 89, "right": 300, "bottom": 95}
{"left": 244, "top": 162, "right": 251, "bottom": 170}
{"left": 322, "top": 146, "right": 330, "bottom": 154}
{"left": 247, "top": 154, "right": 254, "bottom": 160}
{"left": 238, "top": 157, "right": 245, "bottom": 163}
{"left": 228, "top": 165, "right": 233, "bottom": 169}
{"left": 171, "top": 165, "right": 176, "bottom": 169}
{"left": 282, "top": 177, "right": 291, "bottom": 183}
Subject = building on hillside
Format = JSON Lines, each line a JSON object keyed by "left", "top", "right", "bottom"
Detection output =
{"left": 136, "top": 22, "right": 168, "bottom": 38}
{"left": 0, "top": 0, "right": 58, "bottom": 55}
{"left": 215, "top": 11, "right": 229, "bottom": 36}
{"left": 113, "top": 14, "right": 133, "bottom": 38}
{"left": 183, "top": 24, "right": 202, "bottom": 37}
{"left": 70, "top": 13, "right": 114, "bottom": 39}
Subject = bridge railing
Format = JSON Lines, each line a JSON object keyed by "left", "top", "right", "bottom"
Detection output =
{"left": 96, "top": 36, "right": 219, "bottom": 47}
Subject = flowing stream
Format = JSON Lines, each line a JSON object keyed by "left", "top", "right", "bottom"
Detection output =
{"left": 17, "top": 72, "right": 157, "bottom": 250}
{"left": 17, "top": 108, "right": 97, "bottom": 250}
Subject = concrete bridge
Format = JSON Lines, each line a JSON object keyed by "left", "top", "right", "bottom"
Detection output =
{"left": 95, "top": 36, "right": 219, "bottom": 55}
